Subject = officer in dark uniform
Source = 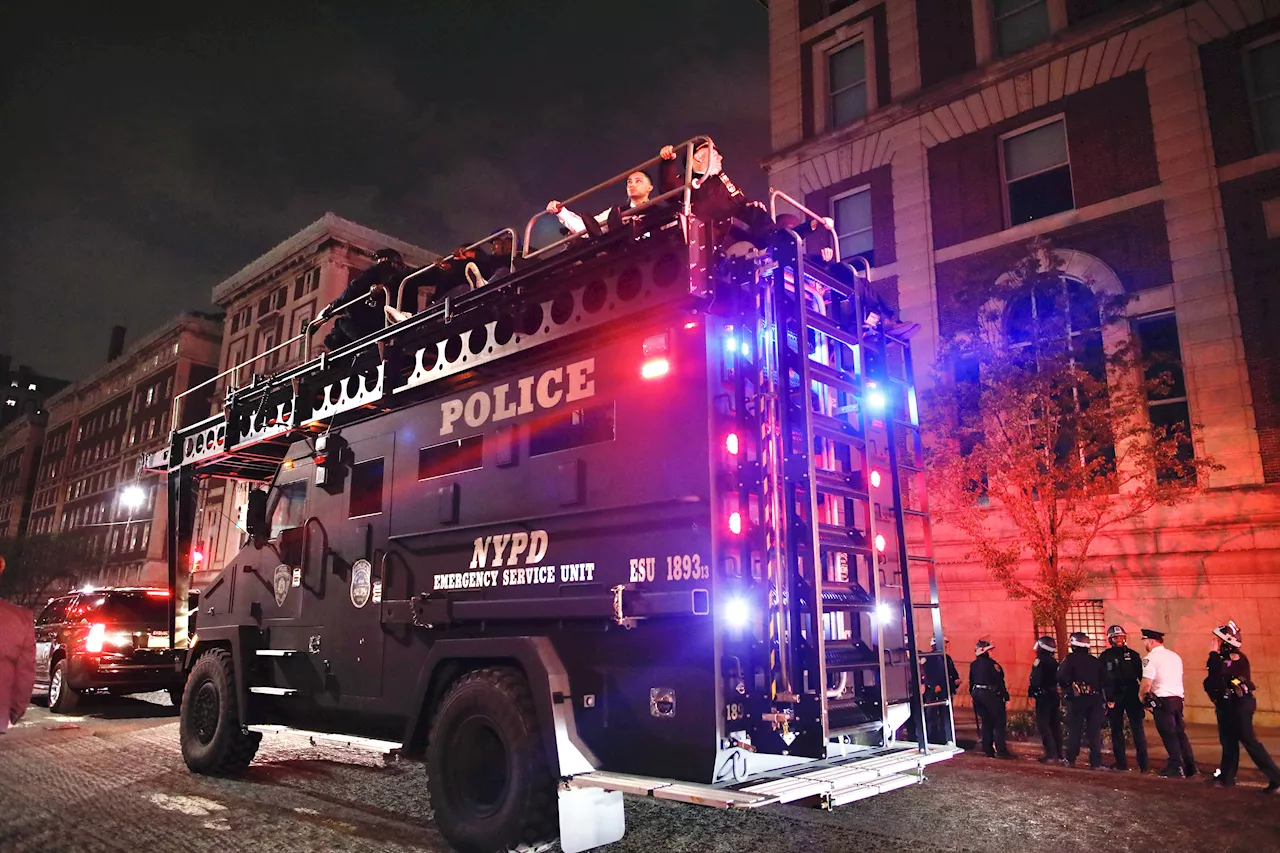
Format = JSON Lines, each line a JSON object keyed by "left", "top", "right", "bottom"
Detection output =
{"left": 320, "top": 248, "right": 410, "bottom": 351}
{"left": 1204, "top": 621, "right": 1280, "bottom": 792}
{"left": 922, "top": 636, "right": 961, "bottom": 744}
{"left": 1058, "top": 631, "right": 1106, "bottom": 770}
{"left": 968, "top": 639, "right": 1014, "bottom": 759}
{"left": 1028, "top": 635, "right": 1063, "bottom": 763}
{"left": 658, "top": 142, "right": 771, "bottom": 247}
{"left": 1099, "top": 624, "right": 1149, "bottom": 772}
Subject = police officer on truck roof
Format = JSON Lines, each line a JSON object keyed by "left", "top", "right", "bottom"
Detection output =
{"left": 1140, "top": 627, "right": 1198, "bottom": 778}
{"left": 319, "top": 248, "right": 410, "bottom": 351}
{"left": 1204, "top": 621, "right": 1280, "bottom": 792}
{"left": 968, "top": 639, "right": 1015, "bottom": 759}
{"left": 657, "top": 141, "right": 771, "bottom": 245}
{"left": 1100, "top": 624, "right": 1150, "bottom": 772}
{"left": 1028, "top": 635, "right": 1063, "bottom": 764}
{"left": 1058, "top": 632, "right": 1106, "bottom": 770}
{"left": 922, "top": 636, "right": 960, "bottom": 745}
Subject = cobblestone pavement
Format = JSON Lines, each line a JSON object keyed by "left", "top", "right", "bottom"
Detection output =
{"left": 1, "top": 694, "right": 1278, "bottom": 853}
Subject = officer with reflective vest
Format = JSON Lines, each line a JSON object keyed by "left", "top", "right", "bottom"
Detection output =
{"left": 1099, "top": 624, "right": 1149, "bottom": 772}
{"left": 1204, "top": 621, "right": 1280, "bottom": 792}
{"left": 1028, "top": 635, "right": 1063, "bottom": 763}
{"left": 968, "top": 639, "right": 1014, "bottom": 759}
{"left": 1058, "top": 632, "right": 1106, "bottom": 770}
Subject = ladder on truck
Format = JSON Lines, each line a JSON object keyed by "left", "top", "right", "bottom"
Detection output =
{"left": 749, "top": 193, "right": 955, "bottom": 758}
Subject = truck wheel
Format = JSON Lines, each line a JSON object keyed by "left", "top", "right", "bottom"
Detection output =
{"left": 49, "top": 660, "right": 80, "bottom": 713}
{"left": 427, "top": 667, "right": 557, "bottom": 853}
{"left": 180, "top": 648, "right": 261, "bottom": 775}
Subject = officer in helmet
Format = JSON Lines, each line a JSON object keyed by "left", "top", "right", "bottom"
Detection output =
{"left": 1099, "top": 624, "right": 1149, "bottom": 772}
{"left": 968, "top": 639, "right": 1014, "bottom": 759}
{"left": 1028, "top": 636, "right": 1063, "bottom": 763}
{"left": 922, "top": 636, "right": 961, "bottom": 744}
{"left": 319, "top": 248, "right": 410, "bottom": 351}
{"left": 1204, "top": 621, "right": 1280, "bottom": 792}
{"left": 1058, "top": 632, "right": 1106, "bottom": 770}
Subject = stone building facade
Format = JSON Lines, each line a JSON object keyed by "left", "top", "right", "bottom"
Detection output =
{"left": 0, "top": 414, "right": 47, "bottom": 539}
{"left": 194, "top": 213, "right": 436, "bottom": 585}
{"left": 765, "top": 0, "right": 1280, "bottom": 723}
{"left": 23, "top": 315, "right": 223, "bottom": 589}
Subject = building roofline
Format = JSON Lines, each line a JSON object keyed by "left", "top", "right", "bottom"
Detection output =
{"left": 211, "top": 212, "right": 440, "bottom": 306}
{"left": 41, "top": 313, "right": 223, "bottom": 411}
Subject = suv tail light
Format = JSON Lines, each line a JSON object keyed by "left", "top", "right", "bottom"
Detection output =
{"left": 85, "top": 623, "right": 106, "bottom": 653}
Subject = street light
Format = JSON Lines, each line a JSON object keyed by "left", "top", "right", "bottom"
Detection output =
{"left": 120, "top": 485, "right": 146, "bottom": 511}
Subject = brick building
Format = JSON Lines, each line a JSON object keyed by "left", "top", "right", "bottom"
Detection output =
{"left": 194, "top": 213, "right": 436, "bottom": 584}
{"left": 1, "top": 356, "right": 68, "bottom": 430}
{"left": 0, "top": 414, "right": 47, "bottom": 539}
{"left": 24, "top": 315, "right": 222, "bottom": 589}
{"left": 765, "top": 0, "right": 1280, "bottom": 723}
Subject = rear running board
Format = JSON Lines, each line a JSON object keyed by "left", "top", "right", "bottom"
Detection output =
{"left": 567, "top": 744, "right": 961, "bottom": 811}
{"left": 255, "top": 649, "right": 298, "bottom": 657}
{"left": 248, "top": 686, "right": 297, "bottom": 695}
{"left": 248, "top": 725, "right": 401, "bottom": 755}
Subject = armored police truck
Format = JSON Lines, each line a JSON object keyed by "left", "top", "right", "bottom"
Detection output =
{"left": 146, "top": 139, "right": 958, "bottom": 853}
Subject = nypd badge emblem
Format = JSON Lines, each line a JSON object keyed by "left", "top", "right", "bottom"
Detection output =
{"left": 350, "top": 559, "right": 373, "bottom": 608}
{"left": 273, "top": 564, "right": 291, "bottom": 607}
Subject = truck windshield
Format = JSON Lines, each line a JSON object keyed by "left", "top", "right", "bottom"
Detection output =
{"left": 271, "top": 480, "right": 308, "bottom": 539}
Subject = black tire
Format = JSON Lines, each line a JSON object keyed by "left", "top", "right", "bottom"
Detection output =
{"left": 180, "top": 648, "right": 261, "bottom": 775}
{"left": 49, "top": 660, "right": 80, "bottom": 713}
{"left": 426, "top": 667, "right": 557, "bottom": 853}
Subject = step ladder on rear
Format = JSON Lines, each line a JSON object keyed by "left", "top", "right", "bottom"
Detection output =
{"left": 754, "top": 225, "right": 954, "bottom": 757}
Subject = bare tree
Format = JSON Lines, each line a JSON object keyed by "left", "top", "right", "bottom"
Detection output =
{"left": 0, "top": 534, "right": 79, "bottom": 609}
{"left": 923, "top": 239, "right": 1220, "bottom": 652}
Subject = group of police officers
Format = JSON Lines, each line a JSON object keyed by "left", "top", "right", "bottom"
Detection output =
{"left": 924, "top": 623, "right": 1280, "bottom": 791}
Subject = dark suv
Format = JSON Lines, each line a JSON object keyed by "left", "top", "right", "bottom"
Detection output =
{"left": 34, "top": 587, "right": 184, "bottom": 712}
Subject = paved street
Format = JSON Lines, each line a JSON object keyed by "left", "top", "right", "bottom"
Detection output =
{"left": 2, "top": 693, "right": 1279, "bottom": 853}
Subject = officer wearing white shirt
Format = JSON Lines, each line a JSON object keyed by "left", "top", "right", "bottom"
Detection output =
{"left": 1140, "top": 627, "right": 1198, "bottom": 778}
{"left": 547, "top": 171, "right": 655, "bottom": 237}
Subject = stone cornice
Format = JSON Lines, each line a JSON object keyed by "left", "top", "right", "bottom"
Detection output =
{"left": 210, "top": 212, "right": 439, "bottom": 307}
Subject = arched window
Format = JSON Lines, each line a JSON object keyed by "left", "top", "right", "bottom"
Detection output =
{"left": 1004, "top": 275, "right": 1104, "bottom": 380}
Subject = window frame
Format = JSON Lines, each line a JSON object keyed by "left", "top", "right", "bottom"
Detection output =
{"left": 1132, "top": 310, "right": 1196, "bottom": 483}
{"left": 1244, "top": 32, "right": 1280, "bottom": 156}
{"left": 828, "top": 184, "right": 875, "bottom": 263}
{"left": 812, "top": 21, "right": 879, "bottom": 134}
{"left": 998, "top": 114, "right": 1075, "bottom": 228}
{"left": 1035, "top": 600, "right": 1107, "bottom": 656}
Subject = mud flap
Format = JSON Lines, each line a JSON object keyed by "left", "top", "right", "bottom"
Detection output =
{"left": 558, "top": 786, "right": 625, "bottom": 853}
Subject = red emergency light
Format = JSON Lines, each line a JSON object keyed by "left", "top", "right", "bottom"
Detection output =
{"left": 726, "top": 433, "right": 739, "bottom": 455}
{"left": 641, "top": 358, "right": 670, "bottom": 379}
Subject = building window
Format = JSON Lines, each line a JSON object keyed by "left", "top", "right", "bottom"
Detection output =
{"left": 828, "top": 41, "right": 868, "bottom": 129}
{"left": 830, "top": 187, "right": 874, "bottom": 264}
{"left": 1134, "top": 312, "right": 1194, "bottom": 483}
{"left": 1036, "top": 600, "right": 1107, "bottom": 655}
{"left": 294, "top": 267, "right": 321, "bottom": 300}
{"left": 994, "top": 0, "right": 1051, "bottom": 56}
{"left": 1247, "top": 38, "right": 1280, "bottom": 153}
{"left": 349, "top": 458, "right": 385, "bottom": 518}
{"left": 1002, "top": 118, "right": 1073, "bottom": 226}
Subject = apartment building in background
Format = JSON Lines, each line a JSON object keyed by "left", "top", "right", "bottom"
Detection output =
{"left": 766, "top": 0, "right": 1280, "bottom": 722}
{"left": 194, "top": 212, "right": 436, "bottom": 584}
{"left": 0, "top": 413, "right": 47, "bottom": 539}
{"left": 21, "top": 316, "right": 223, "bottom": 589}
{"left": 1, "top": 355, "right": 68, "bottom": 430}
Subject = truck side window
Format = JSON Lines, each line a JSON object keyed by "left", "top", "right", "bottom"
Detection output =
{"left": 419, "top": 436, "right": 483, "bottom": 480}
{"left": 529, "top": 402, "right": 615, "bottom": 457}
{"left": 349, "top": 458, "right": 384, "bottom": 517}
{"left": 270, "top": 480, "right": 308, "bottom": 539}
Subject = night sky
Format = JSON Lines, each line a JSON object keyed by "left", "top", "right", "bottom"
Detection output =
{"left": 0, "top": 1, "right": 770, "bottom": 381}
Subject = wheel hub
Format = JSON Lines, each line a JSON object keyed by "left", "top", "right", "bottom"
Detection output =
{"left": 448, "top": 716, "right": 510, "bottom": 817}
{"left": 191, "top": 681, "right": 220, "bottom": 745}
